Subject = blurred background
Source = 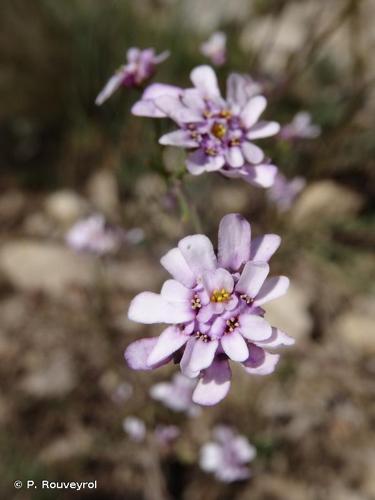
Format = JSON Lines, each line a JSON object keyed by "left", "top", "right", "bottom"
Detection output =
{"left": 0, "top": 0, "right": 374, "bottom": 498}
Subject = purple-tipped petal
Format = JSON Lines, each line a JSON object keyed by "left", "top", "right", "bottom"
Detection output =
{"left": 193, "top": 358, "right": 232, "bottom": 406}
{"left": 241, "top": 142, "right": 264, "bottom": 164}
{"left": 236, "top": 262, "right": 269, "bottom": 298}
{"left": 238, "top": 314, "right": 272, "bottom": 341}
{"left": 178, "top": 235, "right": 217, "bottom": 279}
{"left": 250, "top": 234, "right": 281, "bottom": 262}
{"left": 159, "top": 130, "right": 199, "bottom": 147}
{"left": 190, "top": 65, "right": 221, "bottom": 99}
{"left": 160, "top": 247, "right": 196, "bottom": 288}
{"left": 218, "top": 213, "right": 251, "bottom": 271}
{"left": 186, "top": 149, "right": 225, "bottom": 175}
{"left": 256, "top": 327, "right": 295, "bottom": 348}
{"left": 128, "top": 292, "right": 193, "bottom": 324}
{"left": 221, "top": 331, "right": 249, "bottom": 362}
{"left": 255, "top": 276, "right": 290, "bottom": 306}
{"left": 147, "top": 326, "right": 188, "bottom": 366}
{"left": 125, "top": 337, "right": 171, "bottom": 370}
{"left": 240, "top": 96, "right": 267, "bottom": 128}
{"left": 247, "top": 121, "right": 280, "bottom": 140}
{"left": 242, "top": 344, "right": 280, "bottom": 375}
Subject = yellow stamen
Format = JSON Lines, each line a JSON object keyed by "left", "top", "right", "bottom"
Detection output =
{"left": 219, "top": 109, "right": 232, "bottom": 119}
{"left": 211, "top": 288, "right": 231, "bottom": 303}
{"left": 211, "top": 122, "right": 227, "bottom": 139}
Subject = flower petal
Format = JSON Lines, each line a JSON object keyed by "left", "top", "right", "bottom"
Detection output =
{"left": 241, "top": 142, "right": 264, "bottom": 164}
{"left": 254, "top": 276, "right": 290, "bottom": 306}
{"left": 131, "top": 83, "right": 182, "bottom": 117}
{"left": 178, "top": 234, "right": 217, "bottom": 279}
{"left": 186, "top": 149, "right": 225, "bottom": 175}
{"left": 193, "top": 358, "right": 232, "bottom": 405}
{"left": 240, "top": 96, "right": 267, "bottom": 128}
{"left": 188, "top": 339, "right": 219, "bottom": 373}
{"left": 159, "top": 130, "right": 199, "bottom": 147}
{"left": 250, "top": 234, "right": 281, "bottom": 262}
{"left": 155, "top": 95, "right": 202, "bottom": 123}
{"left": 236, "top": 261, "right": 269, "bottom": 298}
{"left": 218, "top": 213, "right": 251, "bottom": 271}
{"left": 180, "top": 338, "right": 200, "bottom": 378}
{"left": 221, "top": 331, "right": 249, "bottom": 362}
{"left": 226, "top": 147, "right": 244, "bottom": 167}
{"left": 190, "top": 65, "right": 221, "bottom": 99}
{"left": 128, "top": 292, "right": 193, "bottom": 324}
{"left": 160, "top": 279, "right": 193, "bottom": 302}
{"left": 160, "top": 247, "right": 196, "bottom": 288}
{"left": 202, "top": 268, "right": 234, "bottom": 295}
{"left": 95, "top": 72, "right": 124, "bottom": 105}
{"left": 147, "top": 326, "right": 188, "bottom": 366}
{"left": 125, "top": 337, "right": 171, "bottom": 370}
{"left": 247, "top": 121, "right": 280, "bottom": 140}
{"left": 256, "top": 327, "right": 295, "bottom": 348}
{"left": 242, "top": 344, "right": 279, "bottom": 375}
{"left": 181, "top": 88, "right": 206, "bottom": 111}
{"left": 245, "top": 164, "right": 278, "bottom": 188}
{"left": 238, "top": 313, "right": 272, "bottom": 341}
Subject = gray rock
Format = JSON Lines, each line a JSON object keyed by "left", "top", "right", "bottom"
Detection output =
{"left": 44, "top": 190, "right": 88, "bottom": 226}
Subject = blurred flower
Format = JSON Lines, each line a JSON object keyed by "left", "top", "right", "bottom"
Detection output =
{"left": 66, "top": 214, "right": 143, "bottom": 255}
{"left": 132, "top": 66, "right": 280, "bottom": 186}
{"left": 123, "top": 416, "right": 146, "bottom": 442}
{"left": 200, "top": 425, "right": 256, "bottom": 482}
{"left": 150, "top": 373, "right": 201, "bottom": 416}
{"left": 95, "top": 48, "right": 170, "bottom": 105}
{"left": 154, "top": 425, "right": 180, "bottom": 447}
{"left": 112, "top": 382, "right": 133, "bottom": 404}
{"left": 280, "top": 111, "right": 321, "bottom": 140}
{"left": 125, "top": 213, "right": 294, "bottom": 406}
{"left": 267, "top": 173, "right": 306, "bottom": 212}
{"left": 200, "top": 32, "right": 227, "bottom": 66}
{"left": 66, "top": 214, "right": 125, "bottom": 255}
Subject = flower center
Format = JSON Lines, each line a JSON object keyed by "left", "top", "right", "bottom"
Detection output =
{"left": 211, "top": 122, "right": 227, "bottom": 139}
{"left": 195, "top": 331, "right": 210, "bottom": 342}
{"left": 240, "top": 294, "right": 254, "bottom": 305}
{"left": 191, "top": 294, "right": 202, "bottom": 310}
{"left": 211, "top": 288, "right": 231, "bottom": 303}
{"left": 225, "top": 317, "right": 239, "bottom": 333}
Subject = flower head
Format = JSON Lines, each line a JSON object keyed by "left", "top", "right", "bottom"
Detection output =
{"left": 154, "top": 425, "right": 180, "bottom": 447}
{"left": 132, "top": 66, "right": 280, "bottom": 185}
{"left": 200, "top": 425, "right": 256, "bottom": 482}
{"left": 280, "top": 111, "right": 321, "bottom": 141}
{"left": 150, "top": 373, "right": 201, "bottom": 416}
{"left": 95, "top": 48, "right": 170, "bottom": 105}
{"left": 267, "top": 173, "right": 306, "bottom": 212}
{"left": 123, "top": 416, "right": 146, "bottom": 442}
{"left": 65, "top": 214, "right": 125, "bottom": 255}
{"left": 124, "top": 213, "right": 294, "bottom": 406}
{"left": 200, "top": 32, "right": 227, "bottom": 66}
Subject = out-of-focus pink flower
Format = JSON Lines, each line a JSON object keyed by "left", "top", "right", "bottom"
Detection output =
{"left": 154, "top": 425, "right": 180, "bottom": 447}
{"left": 150, "top": 373, "right": 201, "bottom": 416}
{"left": 66, "top": 214, "right": 143, "bottom": 255}
{"left": 200, "top": 32, "right": 227, "bottom": 66}
{"left": 267, "top": 173, "right": 306, "bottom": 212}
{"left": 112, "top": 382, "right": 133, "bottom": 404}
{"left": 95, "top": 48, "right": 170, "bottom": 105}
{"left": 124, "top": 213, "right": 294, "bottom": 406}
{"left": 123, "top": 416, "right": 146, "bottom": 442}
{"left": 200, "top": 425, "right": 256, "bottom": 482}
{"left": 65, "top": 214, "right": 125, "bottom": 255}
{"left": 132, "top": 66, "right": 280, "bottom": 185}
{"left": 280, "top": 111, "right": 321, "bottom": 140}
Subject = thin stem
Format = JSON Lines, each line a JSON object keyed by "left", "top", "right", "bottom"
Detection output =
{"left": 172, "top": 178, "right": 203, "bottom": 233}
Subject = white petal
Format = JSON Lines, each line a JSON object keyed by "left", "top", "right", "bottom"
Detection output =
{"left": 160, "top": 247, "right": 196, "bottom": 288}
{"left": 159, "top": 130, "right": 199, "bottom": 148}
{"left": 218, "top": 213, "right": 251, "bottom": 271}
{"left": 128, "top": 292, "right": 193, "bottom": 324}
{"left": 95, "top": 72, "right": 123, "bottom": 105}
{"left": 241, "top": 142, "right": 264, "bottom": 164}
{"left": 226, "top": 147, "right": 244, "bottom": 167}
{"left": 190, "top": 65, "right": 221, "bottom": 99}
{"left": 250, "top": 234, "right": 281, "bottom": 262}
{"left": 247, "top": 121, "right": 280, "bottom": 139}
{"left": 147, "top": 326, "right": 188, "bottom": 366}
{"left": 240, "top": 96, "right": 267, "bottom": 128}
{"left": 238, "top": 314, "right": 272, "bottom": 341}
{"left": 221, "top": 331, "right": 249, "bottom": 362}
{"left": 178, "top": 235, "right": 217, "bottom": 279}
{"left": 160, "top": 279, "right": 192, "bottom": 302}
{"left": 236, "top": 262, "right": 269, "bottom": 298}
{"left": 193, "top": 359, "right": 231, "bottom": 406}
{"left": 255, "top": 276, "right": 290, "bottom": 305}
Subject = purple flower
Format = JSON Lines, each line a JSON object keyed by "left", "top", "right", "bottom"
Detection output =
{"left": 65, "top": 214, "right": 125, "bottom": 255}
{"left": 150, "top": 373, "right": 201, "bottom": 416}
{"left": 200, "top": 32, "right": 227, "bottom": 66}
{"left": 123, "top": 416, "right": 146, "bottom": 442}
{"left": 132, "top": 66, "right": 280, "bottom": 185}
{"left": 200, "top": 425, "right": 256, "bottom": 482}
{"left": 95, "top": 48, "right": 170, "bottom": 105}
{"left": 267, "top": 173, "right": 306, "bottom": 212}
{"left": 124, "top": 213, "right": 294, "bottom": 406}
{"left": 280, "top": 111, "right": 321, "bottom": 140}
{"left": 154, "top": 425, "right": 180, "bottom": 447}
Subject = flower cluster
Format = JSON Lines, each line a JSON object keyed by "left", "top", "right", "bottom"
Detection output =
{"left": 125, "top": 213, "right": 294, "bottom": 406}
{"left": 200, "top": 425, "right": 256, "bottom": 482}
{"left": 132, "top": 66, "right": 279, "bottom": 186}
{"left": 95, "top": 48, "right": 169, "bottom": 105}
